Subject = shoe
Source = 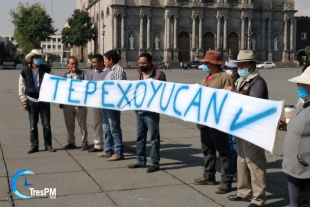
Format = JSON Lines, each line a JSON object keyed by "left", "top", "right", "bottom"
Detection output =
{"left": 27, "top": 147, "right": 39, "bottom": 154}
{"left": 215, "top": 183, "right": 232, "bottom": 194}
{"left": 228, "top": 194, "right": 250, "bottom": 202}
{"left": 248, "top": 204, "right": 260, "bottom": 207}
{"left": 193, "top": 177, "right": 216, "bottom": 185}
{"left": 146, "top": 165, "right": 159, "bottom": 173}
{"left": 107, "top": 155, "right": 124, "bottom": 161}
{"left": 88, "top": 148, "right": 102, "bottom": 152}
{"left": 63, "top": 143, "right": 76, "bottom": 150}
{"left": 96, "top": 153, "right": 112, "bottom": 158}
{"left": 81, "top": 144, "right": 88, "bottom": 151}
{"left": 45, "top": 146, "right": 56, "bottom": 152}
{"left": 128, "top": 163, "right": 145, "bottom": 169}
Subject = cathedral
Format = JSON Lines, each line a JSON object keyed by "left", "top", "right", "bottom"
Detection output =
{"left": 75, "top": 0, "right": 296, "bottom": 66}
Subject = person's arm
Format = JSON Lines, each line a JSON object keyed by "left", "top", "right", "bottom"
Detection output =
{"left": 114, "top": 67, "right": 124, "bottom": 80}
{"left": 18, "top": 74, "right": 28, "bottom": 111}
{"left": 222, "top": 76, "right": 234, "bottom": 89}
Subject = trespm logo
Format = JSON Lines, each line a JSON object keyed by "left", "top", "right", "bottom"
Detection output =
{"left": 11, "top": 169, "right": 56, "bottom": 200}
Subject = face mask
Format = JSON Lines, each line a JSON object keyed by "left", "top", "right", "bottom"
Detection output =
{"left": 201, "top": 64, "right": 210, "bottom": 73}
{"left": 226, "top": 70, "right": 233, "bottom": 76}
{"left": 139, "top": 66, "right": 149, "bottom": 72}
{"left": 298, "top": 86, "right": 309, "bottom": 100}
{"left": 238, "top": 68, "right": 250, "bottom": 79}
{"left": 33, "top": 58, "right": 42, "bottom": 66}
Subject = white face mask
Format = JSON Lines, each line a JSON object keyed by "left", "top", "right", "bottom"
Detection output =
{"left": 226, "top": 70, "right": 233, "bottom": 76}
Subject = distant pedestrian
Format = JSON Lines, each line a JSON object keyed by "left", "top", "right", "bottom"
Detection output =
{"left": 167, "top": 62, "right": 171, "bottom": 71}
{"left": 61, "top": 56, "right": 89, "bottom": 151}
{"left": 19, "top": 49, "right": 56, "bottom": 154}
{"left": 127, "top": 61, "right": 131, "bottom": 69}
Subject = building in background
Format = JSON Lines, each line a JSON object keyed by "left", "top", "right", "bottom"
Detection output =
{"left": 295, "top": 16, "right": 310, "bottom": 65}
{"left": 75, "top": 0, "right": 297, "bottom": 67}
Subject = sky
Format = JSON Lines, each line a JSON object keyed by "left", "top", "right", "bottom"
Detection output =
{"left": 0, "top": 0, "right": 309, "bottom": 35}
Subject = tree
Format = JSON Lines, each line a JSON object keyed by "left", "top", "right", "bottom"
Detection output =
{"left": 10, "top": 3, "right": 57, "bottom": 54}
{"left": 61, "top": 9, "right": 96, "bottom": 62}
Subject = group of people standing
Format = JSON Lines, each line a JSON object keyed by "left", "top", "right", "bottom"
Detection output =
{"left": 18, "top": 48, "right": 309, "bottom": 206}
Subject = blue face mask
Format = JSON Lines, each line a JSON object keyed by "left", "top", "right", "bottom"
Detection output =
{"left": 238, "top": 68, "right": 250, "bottom": 79}
{"left": 33, "top": 58, "right": 42, "bottom": 66}
{"left": 298, "top": 86, "right": 309, "bottom": 100}
{"left": 201, "top": 64, "right": 210, "bottom": 73}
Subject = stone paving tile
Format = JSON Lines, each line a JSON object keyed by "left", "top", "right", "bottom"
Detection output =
{"left": 88, "top": 168, "right": 183, "bottom": 192}
{"left": 0, "top": 160, "right": 7, "bottom": 177}
{"left": 0, "top": 177, "right": 10, "bottom": 202}
{"left": 2, "top": 145, "right": 64, "bottom": 159}
{"left": 108, "top": 185, "right": 222, "bottom": 207}
{"left": 14, "top": 193, "right": 117, "bottom": 207}
{"left": 12, "top": 171, "right": 102, "bottom": 200}
{"left": 5, "top": 156, "right": 83, "bottom": 176}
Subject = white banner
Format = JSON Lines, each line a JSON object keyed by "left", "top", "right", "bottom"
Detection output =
{"left": 39, "top": 74, "right": 283, "bottom": 153}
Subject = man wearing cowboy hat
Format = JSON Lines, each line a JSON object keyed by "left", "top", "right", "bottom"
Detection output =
{"left": 193, "top": 50, "right": 234, "bottom": 194}
{"left": 226, "top": 50, "right": 268, "bottom": 207}
{"left": 19, "top": 49, "right": 56, "bottom": 154}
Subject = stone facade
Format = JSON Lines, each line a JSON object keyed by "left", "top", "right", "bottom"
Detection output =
{"left": 75, "top": 0, "right": 297, "bottom": 67}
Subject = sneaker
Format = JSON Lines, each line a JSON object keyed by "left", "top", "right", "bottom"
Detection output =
{"left": 193, "top": 177, "right": 216, "bottom": 185}
{"left": 88, "top": 148, "right": 102, "bottom": 152}
{"left": 81, "top": 144, "right": 88, "bottom": 151}
{"left": 107, "top": 155, "right": 124, "bottom": 161}
{"left": 63, "top": 143, "right": 76, "bottom": 150}
{"left": 215, "top": 183, "right": 232, "bottom": 194}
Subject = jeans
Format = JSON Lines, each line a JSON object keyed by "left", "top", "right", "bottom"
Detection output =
{"left": 228, "top": 134, "right": 238, "bottom": 171}
{"left": 27, "top": 100, "right": 52, "bottom": 147}
{"left": 200, "top": 126, "right": 233, "bottom": 184}
{"left": 136, "top": 112, "right": 160, "bottom": 167}
{"left": 102, "top": 109, "right": 123, "bottom": 157}
{"left": 287, "top": 175, "right": 310, "bottom": 207}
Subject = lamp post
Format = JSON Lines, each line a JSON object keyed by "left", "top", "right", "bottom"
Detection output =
{"left": 102, "top": 24, "right": 106, "bottom": 54}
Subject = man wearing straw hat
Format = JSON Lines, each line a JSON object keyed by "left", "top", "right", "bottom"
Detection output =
{"left": 226, "top": 50, "right": 268, "bottom": 207}
{"left": 19, "top": 49, "right": 56, "bottom": 154}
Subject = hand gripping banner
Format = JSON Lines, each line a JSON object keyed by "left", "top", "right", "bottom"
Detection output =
{"left": 39, "top": 74, "right": 283, "bottom": 153}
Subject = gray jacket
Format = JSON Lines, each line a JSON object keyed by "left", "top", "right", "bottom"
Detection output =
{"left": 282, "top": 101, "right": 310, "bottom": 179}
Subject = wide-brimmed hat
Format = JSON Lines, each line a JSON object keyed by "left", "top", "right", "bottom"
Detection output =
{"left": 289, "top": 66, "right": 310, "bottom": 84}
{"left": 25, "top": 49, "right": 44, "bottom": 63}
{"left": 234, "top": 50, "right": 258, "bottom": 62}
{"left": 223, "top": 60, "right": 237, "bottom": 68}
{"left": 200, "top": 50, "right": 224, "bottom": 65}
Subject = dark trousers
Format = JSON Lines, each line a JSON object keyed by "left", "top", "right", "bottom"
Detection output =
{"left": 200, "top": 126, "right": 233, "bottom": 184}
{"left": 28, "top": 100, "right": 52, "bottom": 147}
{"left": 287, "top": 175, "right": 310, "bottom": 207}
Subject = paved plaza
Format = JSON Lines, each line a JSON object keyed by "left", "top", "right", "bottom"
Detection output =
{"left": 0, "top": 67, "right": 303, "bottom": 207}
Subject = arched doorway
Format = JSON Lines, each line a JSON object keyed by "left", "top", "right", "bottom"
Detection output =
{"left": 178, "top": 31, "right": 190, "bottom": 62}
{"left": 296, "top": 50, "right": 308, "bottom": 66}
{"left": 202, "top": 32, "right": 214, "bottom": 54}
{"left": 227, "top": 32, "right": 239, "bottom": 59}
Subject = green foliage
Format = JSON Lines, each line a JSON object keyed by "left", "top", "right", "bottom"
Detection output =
{"left": 10, "top": 3, "right": 57, "bottom": 54}
{"left": 61, "top": 9, "right": 96, "bottom": 61}
{"left": 88, "top": 52, "right": 94, "bottom": 60}
{"left": 305, "top": 46, "right": 310, "bottom": 57}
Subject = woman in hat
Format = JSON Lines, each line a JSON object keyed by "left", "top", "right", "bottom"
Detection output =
{"left": 278, "top": 65, "right": 310, "bottom": 206}
{"left": 193, "top": 50, "right": 234, "bottom": 194}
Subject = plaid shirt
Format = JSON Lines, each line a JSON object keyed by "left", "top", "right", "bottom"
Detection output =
{"left": 104, "top": 63, "right": 125, "bottom": 80}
